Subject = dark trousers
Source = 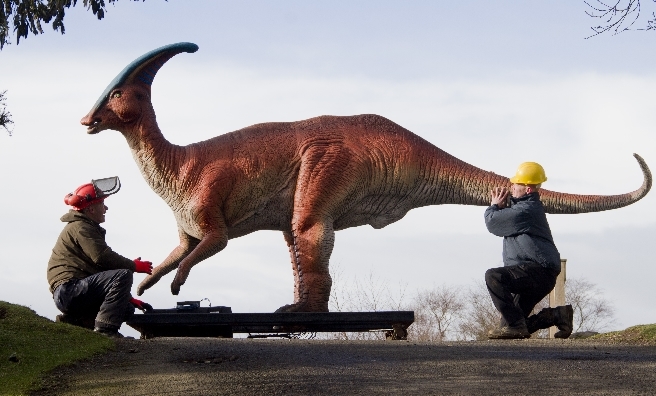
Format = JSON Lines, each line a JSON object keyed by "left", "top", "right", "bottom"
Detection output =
{"left": 485, "top": 263, "right": 559, "bottom": 327}
{"left": 53, "top": 269, "right": 135, "bottom": 330}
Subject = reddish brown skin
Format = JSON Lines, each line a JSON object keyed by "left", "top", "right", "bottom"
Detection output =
{"left": 80, "top": 83, "right": 651, "bottom": 313}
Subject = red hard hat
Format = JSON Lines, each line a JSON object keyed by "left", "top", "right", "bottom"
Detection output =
{"left": 64, "top": 183, "right": 104, "bottom": 211}
{"left": 64, "top": 177, "right": 121, "bottom": 211}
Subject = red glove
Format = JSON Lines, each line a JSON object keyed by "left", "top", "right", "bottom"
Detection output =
{"left": 130, "top": 297, "right": 153, "bottom": 312}
{"left": 133, "top": 257, "right": 153, "bottom": 274}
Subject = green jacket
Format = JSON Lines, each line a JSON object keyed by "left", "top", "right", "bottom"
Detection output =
{"left": 47, "top": 210, "right": 136, "bottom": 293}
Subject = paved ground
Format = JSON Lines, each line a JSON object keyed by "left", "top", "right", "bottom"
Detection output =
{"left": 35, "top": 337, "right": 656, "bottom": 395}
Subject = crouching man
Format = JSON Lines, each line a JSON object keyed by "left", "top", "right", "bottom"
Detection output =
{"left": 47, "top": 177, "right": 153, "bottom": 337}
{"left": 485, "top": 162, "right": 573, "bottom": 339}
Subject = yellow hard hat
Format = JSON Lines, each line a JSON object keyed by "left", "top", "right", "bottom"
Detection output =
{"left": 509, "top": 162, "right": 547, "bottom": 185}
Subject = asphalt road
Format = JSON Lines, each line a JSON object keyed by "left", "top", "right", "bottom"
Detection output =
{"left": 34, "top": 337, "right": 656, "bottom": 395}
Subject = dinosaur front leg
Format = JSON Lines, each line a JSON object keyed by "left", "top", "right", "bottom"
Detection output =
{"left": 136, "top": 228, "right": 199, "bottom": 296}
{"left": 276, "top": 221, "right": 334, "bottom": 312}
{"left": 170, "top": 229, "right": 228, "bottom": 295}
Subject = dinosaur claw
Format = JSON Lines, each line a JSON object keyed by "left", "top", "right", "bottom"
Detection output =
{"left": 170, "top": 271, "right": 187, "bottom": 295}
{"left": 136, "top": 282, "right": 147, "bottom": 296}
{"left": 171, "top": 278, "right": 181, "bottom": 295}
{"left": 274, "top": 304, "right": 294, "bottom": 313}
{"left": 137, "top": 275, "right": 158, "bottom": 296}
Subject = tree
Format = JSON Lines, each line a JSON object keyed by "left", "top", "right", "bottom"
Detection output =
{"left": 410, "top": 285, "right": 465, "bottom": 342}
{"left": 457, "top": 282, "right": 501, "bottom": 341}
{"left": 586, "top": 0, "right": 656, "bottom": 37}
{"left": 0, "top": 0, "right": 153, "bottom": 50}
{"left": 0, "top": 90, "right": 12, "bottom": 135}
{"left": 326, "top": 265, "right": 409, "bottom": 340}
{"left": 566, "top": 278, "right": 616, "bottom": 332}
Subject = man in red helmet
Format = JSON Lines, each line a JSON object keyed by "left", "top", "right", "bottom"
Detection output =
{"left": 47, "top": 177, "right": 153, "bottom": 337}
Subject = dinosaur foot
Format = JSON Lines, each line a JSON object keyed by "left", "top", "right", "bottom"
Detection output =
{"left": 274, "top": 301, "right": 329, "bottom": 313}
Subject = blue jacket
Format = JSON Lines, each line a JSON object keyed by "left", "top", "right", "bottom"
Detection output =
{"left": 484, "top": 192, "right": 561, "bottom": 272}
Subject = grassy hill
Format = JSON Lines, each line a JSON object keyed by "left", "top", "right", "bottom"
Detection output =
{"left": 589, "top": 324, "right": 656, "bottom": 344}
{"left": 0, "top": 301, "right": 113, "bottom": 395}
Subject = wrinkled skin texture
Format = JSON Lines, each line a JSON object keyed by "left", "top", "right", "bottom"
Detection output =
{"left": 80, "top": 64, "right": 651, "bottom": 313}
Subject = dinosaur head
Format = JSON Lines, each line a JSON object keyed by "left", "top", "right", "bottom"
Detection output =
{"left": 81, "top": 42, "right": 199, "bottom": 134}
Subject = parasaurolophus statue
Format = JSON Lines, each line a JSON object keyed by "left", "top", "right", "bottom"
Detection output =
{"left": 80, "top": 43, "right": 652, "bottom": 313}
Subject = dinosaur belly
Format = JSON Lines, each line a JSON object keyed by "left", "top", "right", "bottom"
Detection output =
{"left": 225, "top": 190, "right": 295, "bottom": 239}
{"left": 333, "top": 195, "right": 415, "bottom": 231}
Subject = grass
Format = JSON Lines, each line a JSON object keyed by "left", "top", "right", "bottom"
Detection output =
{"left": 589, "top": 324, "right": 656, "bottom": 344}
{"left": 0, "top": 301, "right": 113, "bottom": 395}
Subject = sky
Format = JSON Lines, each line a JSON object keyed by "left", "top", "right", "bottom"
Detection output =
{"left": 1, "top": 1, "right": 655, "bottom": 338}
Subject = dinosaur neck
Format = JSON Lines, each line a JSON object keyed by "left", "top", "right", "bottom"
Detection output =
{"left": 123, "top": 111, "right": 183, "bottom": 204}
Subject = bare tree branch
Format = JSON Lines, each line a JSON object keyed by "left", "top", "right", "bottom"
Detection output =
{"left": 566, "top": 278, "right": 616, "bottom": 332}
{"left": 458, "top": 282, "right": 501, "bottom": 341}
{"left": 326, "top": 265, "right": 409, "bottom": 340}
{"left": 585, "top": 0, "right": 656, "bottom": 38}
{"left": 411, "top": 285, "right": 465, "bottom": 342}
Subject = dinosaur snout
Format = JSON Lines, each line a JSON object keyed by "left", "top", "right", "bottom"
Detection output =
{"left": 80, "top": 113, "right": 102, "bottom": 134}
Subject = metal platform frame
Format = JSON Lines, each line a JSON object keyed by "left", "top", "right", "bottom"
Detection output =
{"left": 126, "top": 310, "right": 414, "bottom": 340}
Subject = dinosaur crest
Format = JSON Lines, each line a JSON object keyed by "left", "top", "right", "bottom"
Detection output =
{"left": 89, "top": 42, "right": 199, "bottom": 114}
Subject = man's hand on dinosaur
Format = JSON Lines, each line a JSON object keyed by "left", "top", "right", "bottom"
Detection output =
{"left": 490, "top": 187, "right": 509, "bottom": 208}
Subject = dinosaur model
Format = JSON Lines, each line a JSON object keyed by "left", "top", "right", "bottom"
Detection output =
{"left": 80, "top": 43, "right": 652, "bottom": 313}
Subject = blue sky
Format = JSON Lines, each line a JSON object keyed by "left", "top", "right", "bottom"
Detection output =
{"left": 1, "top": 1, "right": 655, "bottom": 337}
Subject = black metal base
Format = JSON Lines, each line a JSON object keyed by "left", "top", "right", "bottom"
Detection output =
{"left": 125, "top": 303, "right": 414, "bottom": 340}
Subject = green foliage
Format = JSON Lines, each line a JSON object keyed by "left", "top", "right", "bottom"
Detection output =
{"left": 0, "top": 0, "right": 153, "bottom": 50}
{"left": 0, "top": 90, "right": 11, "bottom": 135}
{"left": 0, "top": 301, "right": 113, "bottom": 395}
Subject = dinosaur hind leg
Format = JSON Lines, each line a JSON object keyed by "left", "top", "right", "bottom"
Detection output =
{"left": 275, "top": 144, "right": 359, "bottom": 312}
{"left": 283, "top": 231, "right": 301, "bottom": 304}
{"left": 276, "top": 221, "right": 334, "bottom": 313}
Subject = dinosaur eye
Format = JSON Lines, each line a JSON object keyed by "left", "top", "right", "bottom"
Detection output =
{"left": 111, "top": 91, "right": 122, "bottom": 99}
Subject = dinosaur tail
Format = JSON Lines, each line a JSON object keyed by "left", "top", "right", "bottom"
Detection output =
{"left": 436, "top": 153, "right": 651, "bottom": 214}
{"left": 539, "top": 153, "right": 651, "bottom": 214}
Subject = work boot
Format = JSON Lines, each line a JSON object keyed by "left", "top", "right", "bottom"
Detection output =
{"left": 94, "top": 324, "right": 124, "bottom": 338}
{"left": 488, "top": 322, "right": 530, "bottom": 339}
{"left": 56, "top": 314, "right": 95, "bottom": 330}
{"left": 553, "top": 305, "right": 574, "bottom": 339}
{"left": 526, "top": 308, "right": 555, "bottom": 334}
{"left": 94, "top": 327, "right": 124, "bottom": 338}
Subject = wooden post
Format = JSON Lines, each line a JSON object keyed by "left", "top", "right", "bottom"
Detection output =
{"left": 548, "top": 259, "right": 567, "bottom": 338}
